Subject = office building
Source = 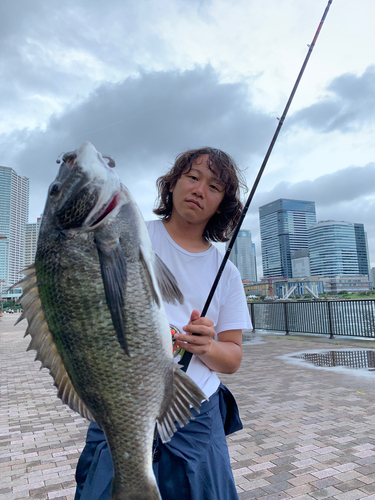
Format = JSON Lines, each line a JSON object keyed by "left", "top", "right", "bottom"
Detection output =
{"left": 354, "top": 223, "right": 370, "bottom": 276}
{"left": 0, "top": 166, "right": 30, "bottom": 286}
{"left": 370, "top": 267, "right": 375, "bottom": 286}
{"left": 291, "top": 249, "right": 311, "bottom": 278}
{"left": 24, "top": 216, "right": 42, "bottom": 267}
{"left": 259, "top": 199, "right": 316, "bottom": 278}
{"left": 308, "top": 220, "right": 370, "bottom": 277}
{"left": 227, "top": 230, "right": 257, "bottom": 282}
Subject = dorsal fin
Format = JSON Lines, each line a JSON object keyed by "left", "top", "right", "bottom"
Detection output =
{"left": 156, "top": 365, "right": 207, "bottom": 443}
{"left": 15, "top": 267, "right": 94, "bottom": 422}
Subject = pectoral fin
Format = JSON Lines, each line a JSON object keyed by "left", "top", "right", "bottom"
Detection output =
{"left": 140, "top": 245, "right": 184, "bottom": 306}
{"left": 95, "top": 238, "right": 129, "bottom": 356}
{"left": 154, "top": 254, "right": 184, "bottom": 305}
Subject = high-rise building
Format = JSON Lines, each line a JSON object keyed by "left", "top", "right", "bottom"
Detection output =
{"left": 308, "top": 220, "right": 370, "bottom": 277}
{"left": 24, "top": 216, "right": 42, "bottom": 267}
{"left": 227, "top": 230, "right": 257, "bottom": 282}
{"left": 354, "top": 223, "right": 370, "bottom": 276}
{"left": 259, "top": 199, "right": 316, "bottom": 278}
{"left": 0, "top": 166, "right": 30, "bottom": 286}
{"left": 291, "top": 249, "right": 311, "bottom": 278}
{"left": 370, "top": 268, "right": 375, "bottom": 286}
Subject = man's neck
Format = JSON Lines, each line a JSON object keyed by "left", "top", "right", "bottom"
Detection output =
{"left": 162, "top": 219, "right": 211, "bottom": 253}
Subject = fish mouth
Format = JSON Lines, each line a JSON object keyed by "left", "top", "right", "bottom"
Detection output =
{"left": 89, "top": 193, "right": 120, "bottom": 227}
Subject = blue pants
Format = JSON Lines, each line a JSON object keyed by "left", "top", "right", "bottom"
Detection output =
{"left": 75, "top": 384, "right": 241, "bottom": 500}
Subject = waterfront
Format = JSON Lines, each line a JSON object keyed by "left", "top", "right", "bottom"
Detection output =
{"left": 3, "top": 314, "right": 375, "bottom": 499}
{"left": 250, "top": 299, "right": 375, "bottom": 337}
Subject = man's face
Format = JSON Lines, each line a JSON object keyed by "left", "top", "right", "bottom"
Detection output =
{"left": 170, "top": 154, "right": 225, "bottom": 227}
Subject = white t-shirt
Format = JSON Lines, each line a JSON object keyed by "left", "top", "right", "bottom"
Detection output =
{"left": 146, "top": 220, "right": 252, "bottom": 398}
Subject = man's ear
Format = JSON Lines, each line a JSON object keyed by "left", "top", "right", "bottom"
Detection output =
{"left": 169, "top": 180, "right": 177, "bottom": 193}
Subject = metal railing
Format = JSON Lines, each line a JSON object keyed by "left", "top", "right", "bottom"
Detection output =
{"left": 249, "top": 299, "right": 375, "bottom": 338}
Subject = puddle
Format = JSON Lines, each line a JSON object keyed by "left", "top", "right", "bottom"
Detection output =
{"left": 280, "top": 348, "right": 375, "bottom": 378}
{"left": 293, "top": 350, "right": 375, "bottom": 371}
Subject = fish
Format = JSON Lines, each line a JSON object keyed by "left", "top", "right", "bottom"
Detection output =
{"left": 15, "top": 142, "right": 206, "bottom": 500}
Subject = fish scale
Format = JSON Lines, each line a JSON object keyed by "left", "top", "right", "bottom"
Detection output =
{"left": 15, "top": 142, "right": 206, "bottom": 500}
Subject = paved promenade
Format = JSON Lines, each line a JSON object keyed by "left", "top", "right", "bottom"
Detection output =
{"left": 2, "top": 314, "right": 375, "bottom": 499}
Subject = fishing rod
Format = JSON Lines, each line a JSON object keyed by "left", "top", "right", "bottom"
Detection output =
{"left": 179, "top": 0, "right": 333, "bottom": 370}
{"left": 201, "top": 0, "right": 333, "bottom": 318}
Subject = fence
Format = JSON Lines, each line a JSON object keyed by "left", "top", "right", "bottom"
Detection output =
{"left": 248, "top": 299, "right": 375, "bottom": 338}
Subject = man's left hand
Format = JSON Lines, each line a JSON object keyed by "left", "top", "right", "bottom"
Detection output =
{"left": 173, "top": 309, "right": 215, "bottom": 355}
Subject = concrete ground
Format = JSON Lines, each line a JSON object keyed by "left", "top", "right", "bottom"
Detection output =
{"left": 2, "top": 314, "right": 375, "bottom": 499}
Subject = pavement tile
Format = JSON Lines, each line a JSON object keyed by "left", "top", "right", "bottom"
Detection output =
{"left": 285, "top": 484, "right": 317, "bottom": 497}
{"left": 5, "top": 318, "right": 375, "bottom": 499}
{"left": 357, "top": 472, "right": 375, "bottom": 485}
{"left": 310, "top": 468, "right": 339, "bottom": 479}
{"left": 262, "top": 481, "right": 293, "bottom": 494}
{"left": 334, "top": 471, "right": 364, "bottom": 482}
{"left": 240, "top": 478, "right": 271, "bottom": 491}
{"left": 257, "top": 492, "right": 292, "bottom": 500}
{"left": 334, "top": 463, "right": 358, "bottom": 473}
{"left": 306, "top": 475, "right": 341, "bottom": 489}
{"left": 267, "top": 473, "right": 296, "bottom": 484}
{"left": 287, "top": 474, "right": 317, "bottom": 487}
{"left": 310, "top": 486, "right": 343, "bottom": 499}
{"left": 334, "top": 479, "right": 368, "bottom": 493}
{"left": 333, "top": 490, "right": 364, "bottom": 500}
{"left": 357, "top": 482, "right": 375, "bottom": 494}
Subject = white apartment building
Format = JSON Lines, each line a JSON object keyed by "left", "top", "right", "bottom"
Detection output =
{"left": 24, "top": 217, "right": 42, "bottom": 267}
{"left": 0, "top": 166, "right": 29, "bottom": 286}
{"left": 227, "top": 229, "right": 257, "bottom": 282}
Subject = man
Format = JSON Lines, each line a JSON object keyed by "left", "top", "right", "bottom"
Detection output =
{"left": 75, "top": 147, "right": 251, "bottom": 499}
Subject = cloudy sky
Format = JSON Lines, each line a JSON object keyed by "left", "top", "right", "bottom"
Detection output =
{"left": 1, "top": 0, "right": 375, "bottom": 276}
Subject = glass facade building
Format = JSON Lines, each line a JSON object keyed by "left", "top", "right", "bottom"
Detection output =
{"left": 259, "top": 199, "right": 316, "bottom": 278}
{"left": 227, "top": 229, "right": 257, "bottom": 282}
{"left": 0, "top": 166, "right": 29, "bottom": 286}
{"left": 24, "top": 216, "right": 42, "bottom": 267}
{"left": 354, "top": 223, "right": 370, "bottom": 276}
{"left": 308, "top": 221, "right": 370, "bottom": 277}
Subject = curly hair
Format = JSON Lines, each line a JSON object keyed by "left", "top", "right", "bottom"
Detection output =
{"left": 153, "top": 147, "right": 247, "bottom": 242}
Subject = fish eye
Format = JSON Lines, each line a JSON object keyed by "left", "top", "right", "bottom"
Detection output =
{"left": 49, "top": 182, "right": 61, "bottom": 196}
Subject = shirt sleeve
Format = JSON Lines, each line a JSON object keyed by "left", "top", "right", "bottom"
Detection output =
{"left": 215, "top": 269, "right": 252, "bottom": 334}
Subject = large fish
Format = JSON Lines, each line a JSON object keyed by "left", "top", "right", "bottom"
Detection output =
{"left": 16, "top": 142, "right": 206, "bottom": 500}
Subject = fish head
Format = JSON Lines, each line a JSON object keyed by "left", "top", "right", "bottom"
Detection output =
{"left": 45, "top": 142, "right": 123, "bottom": 231}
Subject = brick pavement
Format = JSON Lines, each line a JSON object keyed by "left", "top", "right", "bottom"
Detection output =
{"left": 2, "top": 313, "right": 375, "bottom": 499}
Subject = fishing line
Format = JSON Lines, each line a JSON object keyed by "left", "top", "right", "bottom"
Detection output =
{"left": 180, "top": 0, "right": 333, "bottom": 372}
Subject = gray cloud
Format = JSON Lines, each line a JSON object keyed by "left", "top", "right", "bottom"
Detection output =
{"left": 254, "top": 163, "right": 375, "bottom": 208}
{"left": 2, "top": 65, "right": 275, "bottom": 219}
{"left": 0, "top": 0, "right": 216, "bottom": 128}
{"left": 288, "top": 66, "right": 375, "bottom": 133}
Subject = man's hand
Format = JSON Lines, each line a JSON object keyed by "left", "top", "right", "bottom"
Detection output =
{"left": 173, "top": 310, "right": 243, "bottom": 374}
{"left": 173, "top": 309, "right": 215, "bottom": 356}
